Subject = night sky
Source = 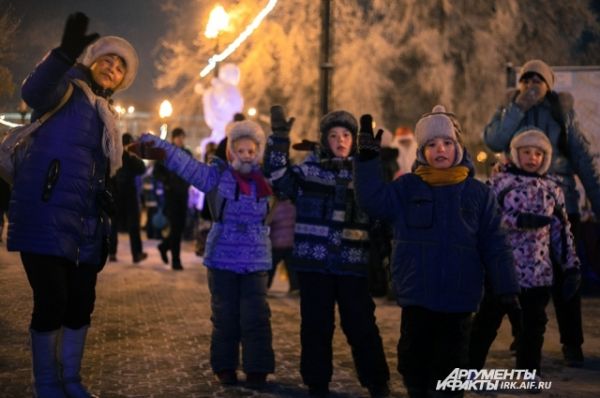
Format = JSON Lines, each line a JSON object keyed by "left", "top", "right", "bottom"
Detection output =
{"left": 3, "top": 0, "right": 168, "bottom": 111}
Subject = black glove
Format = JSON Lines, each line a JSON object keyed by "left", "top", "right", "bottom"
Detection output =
{"left": 357, "top": 114, "right": 383, "bottom": 161}
{"left": 562, "top": 268, "right": 581, "bottom": 301}
{"left": 516, "top": 212, "right": 552, "bottom": 229}
{"left": 270, "top": 105, "right": 295, "bottom": 138}
{"left": 127, "top": 141, "right": 166, "bottom": 161}
{"left": 497, "top": 293, "right": 521, "bottom": 312}
{"left": 59, "top": 12, "right": 100, "bottom": 62}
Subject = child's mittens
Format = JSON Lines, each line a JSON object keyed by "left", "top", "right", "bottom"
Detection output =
{"left": 127, "top": 134, "right": 166, "bottom": 160}
{"left": 516, "top": 212, "right": 552, "bottom": 229}
{"left": 270, "top": 105, "right": 295, "bottom": 138}
{"left": 561, "top": 268, "right": 582, "bottom": 301}
{"left": 357, "top": 114, "right": 384, "bottom": 161}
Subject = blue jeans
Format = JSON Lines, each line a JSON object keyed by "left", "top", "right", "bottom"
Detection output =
{"left": 207, "top": 268, "right": 274, "bottom": 373}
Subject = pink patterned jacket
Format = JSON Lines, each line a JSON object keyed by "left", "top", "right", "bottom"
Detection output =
{"left": 489, "top": 165, "right": 580, "bottom": 288}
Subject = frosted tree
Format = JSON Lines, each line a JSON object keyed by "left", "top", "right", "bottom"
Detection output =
{"left": 154, "top": 0, "right": 600, "bottom": 151}
{"left": 0, "top": 5, "right": 19, "bottom": 98}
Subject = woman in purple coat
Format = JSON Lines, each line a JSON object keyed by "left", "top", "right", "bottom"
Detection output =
{"left": 7, "top": 13, "right": 138, "bottom": 398}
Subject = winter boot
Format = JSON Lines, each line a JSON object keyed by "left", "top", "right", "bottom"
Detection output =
{"left": 30, "top": 329, "right": 66, "bottom": 398}
{"left": 59, "top": 326, "right": 98, "bottom": 398}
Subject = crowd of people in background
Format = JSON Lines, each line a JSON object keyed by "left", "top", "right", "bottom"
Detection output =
{"left": 2, "top": 11, "right": 600, "bottom": 398}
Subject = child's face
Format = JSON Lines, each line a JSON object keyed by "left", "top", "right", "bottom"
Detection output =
{"left": 517, "top": 146, "right": 545, "bottom": 173}
{"left": 232, "top": 138, "right": 258, "bottom": 163}
{"left": 423, "top": 137, "right": 456, "bottom": 169}
{"left": 327, "top": 127, "right": 353, "bottom": 158}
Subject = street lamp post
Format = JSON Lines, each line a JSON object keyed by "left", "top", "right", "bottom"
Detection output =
{"left": 204, "top": 4, "right": 230, "bottom": 77}
{"left": 159, "top": 99, "right": 173, "bottom": 140}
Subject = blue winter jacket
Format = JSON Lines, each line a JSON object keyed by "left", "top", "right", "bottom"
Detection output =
{"left": 484, "top": 97, "right": 600, "bottom": 217}
{"left": 354, "top": 156, "right": 519, "bottom": 313}
{"left": 140, "top": 134, "right": 272, "bottom": 273}
{"left": 264, "top": 135, "right": 371, "bottom": 277}
{"left": 8, "top": 49, "right": 108, "bottom": 265}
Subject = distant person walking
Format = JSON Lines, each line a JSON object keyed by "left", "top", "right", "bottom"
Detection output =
{"left": 154, "top": 127, "right": 191, "bottom": 270}
{"left": 108, "top": 133, "right": 147, "bottom": 263}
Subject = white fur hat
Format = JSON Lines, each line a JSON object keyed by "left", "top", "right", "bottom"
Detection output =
{"left": 415, "top": 105, "right": 464, "bottom": 166}
{"left": 510, "top": 127, "right": 553, "bottom": 175}
{"left": 226, "top": 120, "right": 266, "bottom": 161}
{"left": 81, "top": 36, "right": 139, "bottom": 91}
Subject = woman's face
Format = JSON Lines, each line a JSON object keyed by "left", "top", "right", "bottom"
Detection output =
{"left": 90, "top": 54, "right": 126, "bottom": 91}
{"left": 327, "top": 126, "right": 353, "bottom": 158}
{"left": 423, "top": 137, "right": 456, "bottom": 169}
{"left": 518, "top": 73, "right": 548, "bottom": 103}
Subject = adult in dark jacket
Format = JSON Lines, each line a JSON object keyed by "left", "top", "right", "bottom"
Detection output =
{"left": 354, "top": 106, "right": 519, "bottom": 397}
{"left": 7, "top": 13, "right": 138, "bottom": 398}
{"left": 154, "top": 127, "right": 191, "bottom": 270}
{"left": 108, "top": 133, "right": 147, "bottom": 263}
{"left": 483, "top": 59, "right": 600, "bottom": 367}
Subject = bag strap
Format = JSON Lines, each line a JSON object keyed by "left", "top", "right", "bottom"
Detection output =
{"left": 34, "top": 83, "right": 74, "bottom": 125}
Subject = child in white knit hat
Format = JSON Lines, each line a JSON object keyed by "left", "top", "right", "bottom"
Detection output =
{"left": 353, "top": 105, "right": 519, "bottom": 397}
{"left": 469, "top": 127, "right": 580, "bottom": 380}
{"left": 133, "top": 120, "right": 275, "bottom": 389}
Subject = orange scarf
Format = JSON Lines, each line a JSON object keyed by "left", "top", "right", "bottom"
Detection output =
{"left": 414, "top": 165, "right": 469, "bottom": 186}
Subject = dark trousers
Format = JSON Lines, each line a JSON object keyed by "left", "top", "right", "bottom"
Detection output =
{"left": 207, "top": 268, "right": 274, "bottom": 373}
{"left": 397, "top": 306, "right": 472, "bottom": 397}
{"left": 551, "top": 214, "right": 584, "bottom": 347}
{"left": 297, "top": 272, "right": 389, "bottom": 388}
{"left": 469, "top": 288, "right": 550, "bottom": 374}
{"left": 21, "top": 253, "right": 98, "bottom": 332}
{"left": 109, "top": 198, "right": 143, "bottom": 259}
{"left": 160, "top": 195, "right": 187, "bottom": 265}
{"left": 267, "top": 248, "right": 298, "bottom": 291}
{"left": 517, "top": 287, "right": 551, "bottom": 372}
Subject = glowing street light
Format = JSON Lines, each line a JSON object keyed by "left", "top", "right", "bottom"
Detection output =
{"left": 205, "top": 5, "right": 230, "bottom": 39}
{"left": 159, "top": 99, "right": 173, "bottom": 139}
{"left": 476, "top": 151, "right": 488, "bottom": 163}
{"left": 204, "top": 4, "right": 230, "bottom": 77}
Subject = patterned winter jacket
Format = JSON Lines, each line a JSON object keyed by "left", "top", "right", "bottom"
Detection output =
{"left": 264, "top": 135, "right": 371, "bottom": 277}
{"left": 140, "top": 134, "right": 271, "bottom": 273}
{"left": 354, "top": 155, "right": 519, "bottom": 313}
{"left": 489, "top": 165, "right": 580, "bottom": 288}
{"left": 8, "top": 49, "right": 109, "bottom": 265}
{"left": 484, "top": 96, "right": 600, "bottom": 217}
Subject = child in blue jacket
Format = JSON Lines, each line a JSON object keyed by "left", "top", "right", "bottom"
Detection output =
{"left": 135, "top": 120, "right": 274, "bottom": 389}
{"left": 354, "top": 106, "right": 520, "bottom": 397}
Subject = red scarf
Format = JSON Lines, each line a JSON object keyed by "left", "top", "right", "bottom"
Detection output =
{"left": 231, "top": 169, "right": 273, "bottom": 198}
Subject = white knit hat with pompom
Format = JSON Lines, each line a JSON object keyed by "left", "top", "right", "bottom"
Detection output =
{"left": 415, "top": 105, "right": 464, "bottom": 166}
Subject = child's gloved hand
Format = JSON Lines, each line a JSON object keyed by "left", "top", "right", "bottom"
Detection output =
{"left": 357, "top": 114, "right": 384, "bottom": 161}
{"left": 59, "top": 12, "right": 100, "bottom": 62}
{"left": 127, "top": 139, "right": 166, "bottom": 161}
{"left": 515, "top": 86, "right": 543, "bottom": 111}
{"left": 562, "top": 268, "right": 582, "bottom": 301}
{"left": 516, "top": 212, "right": 552, "bottom": 229}
{"left": 270, "top": 105, "right": 295, "bottom": 138}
